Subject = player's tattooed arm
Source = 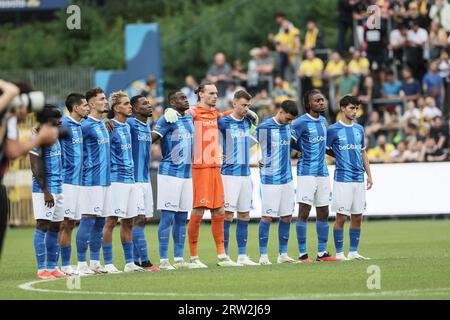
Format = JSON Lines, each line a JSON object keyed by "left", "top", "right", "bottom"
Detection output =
{"left": 362, "top": 150, "right": 373, "bottom": 190}
{"left": 29, "top": 153, "right": 54, "bottom": 207}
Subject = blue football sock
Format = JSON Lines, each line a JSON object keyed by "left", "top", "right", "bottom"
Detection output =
{"left": 132, "top": 226, "right": 149, "bottom": 263}
{"left": 236, "top": 219, "right": 248, "bottom": 256}
{"left": 349, "top": 228, "right": 361, "bottom": 252}
{"left": 296, "top": 221, "right": 307, "bottom": 256}
{"left": 102, "top": 242, "right": 113, "bottom": 265}
{"left": 316, "top": 220, "right": 329, "bottom": 254}
{"left": 224, "top": 220, "right": 231, "bottom": 255}
{"left": 34, "top": 229, "right": 46, "bottom": 271}
{"left": 258, "top": 220, "right": 271, "bottom": 255}
{"left": 75, "top": 217, "right": 95, "bottom": 263}
{"left": 122, "top": 242, "right": 134, "bottom": 264}
{"left": 278, "top": 220, "right": 291, "bottom": 255}
{"left": 45, "top": 231, "right": 59, "bottom": 271}
{"left": 60, "top": 246, "right": 72, "bottom": 268}
{"left": 334, "top": 228, "right": 344, "bottom": 254}
{"left": 158, "top": 210, "right": 174, "bottom": 260}
{"left": 133, "top": 241, "right": 140, "bottom": 263}
{"left": 89, "top": 217, "right": 105, "bottom": 261}
{"left": 173, "top": 212, "right": 188, "bottom": 259}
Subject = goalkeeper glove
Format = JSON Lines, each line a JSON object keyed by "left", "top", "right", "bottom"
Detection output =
{"left": 245, "top": 109, "right": 259, "bottom": 127}
{"left": 164, "top": 108, "right": 179, "bottom": 123}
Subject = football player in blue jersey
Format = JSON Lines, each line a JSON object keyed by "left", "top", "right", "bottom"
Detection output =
{"left": 151, "top": 91, "right": 198, "bottom": 270}
{"left": 291, "top": 90, "right": 340, "bottom": 263}
{"left": 327, "top": 96, "right": 373, "bottom": 261}
{"left": 256, "top": 100, "right": 299, "bottom": 265}
{"left": 76, "top": 87, "right": 111, "bottom": 275}
{"left": 102, "top": 91, "right": 144, "bottom": 272}
{"left": 58, "top": 93, "right": 90, "bottom": 275}
{"left": 218, "top": 90, "right": 259, "bottom": 266}
{"left": 30, "top": 105, "right": 66, "bottom": 279}
{"left": 127, "top": 95, "right": 160, "bottom": 271}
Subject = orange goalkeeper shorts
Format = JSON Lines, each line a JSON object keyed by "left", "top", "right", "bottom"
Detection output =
{"left": 192, "top": 167, "right": 224, "bottom": 210}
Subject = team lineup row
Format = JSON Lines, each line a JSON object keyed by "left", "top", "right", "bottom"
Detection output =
{"left": 30, "top": 81, "right": 373, "bottom": 280}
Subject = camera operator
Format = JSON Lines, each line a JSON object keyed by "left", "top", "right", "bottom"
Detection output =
{"left": 0, "top": 79, "right": 58, "bottom": 257}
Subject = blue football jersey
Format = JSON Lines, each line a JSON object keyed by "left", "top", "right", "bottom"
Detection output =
{"left": 326, "top": 121, "right": 366, "bottom": 183}
{"left": 31, "top": 136, "right": 63, "bottom": 194}
{"left": 60, "top": 116, "right": 83, "bottom": 186}
{"left": 109, "top": 119, "right": 135, "bottom": 184}
{"left": 291, "top": 114, "right": 329, "bottom": 177}
{"left": 256, "top": 117, "right": 293, "bottom": 185}
{"left": 127, "top": 117, "right": 151, "bottom": 183}
{"left": 153, "top": 113, "right": 194, "bottom": 179}
{"left": 218, "top": 115, "right": 253, "bottom": 177}
{"left": 81, "top": 116, "right": 111, "bottom": 187}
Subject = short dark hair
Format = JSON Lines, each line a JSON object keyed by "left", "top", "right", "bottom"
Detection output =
{"left": 65, "top": 93, "right": 86, "bottom": 112}
{"left": 85, "top": 87, "right": 104, "bottom": 102}
{"left": 234, "top": 90, "right": 252, "bottom": 101}
{"left": 195, "top": 80, "right": 215, "bottom": 102}
{"left": 167, "top": 91, "right": 179, "bottom": 104}
{"left": 302, "top": 89, "right": 322, "bottom": 113}
{"left": 130, "top": 95, "right": 145, "bottom": 108}
{"left": 339, "top": 95, "right": 361, "bottom": 108}
{"left": 274, "top": 11, "right": 286, "bottom": 19}
{"left": 280, "top": 100, "right": 298, "bottom": 117}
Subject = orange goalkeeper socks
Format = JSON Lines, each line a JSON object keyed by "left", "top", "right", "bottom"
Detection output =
{"left": 211, "top": 214, "right": 225, "bottom": 255}
{"left": 188, "top": 214, "right": 202, "bottom": 257}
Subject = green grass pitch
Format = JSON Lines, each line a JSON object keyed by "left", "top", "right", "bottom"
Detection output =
{"left": 0, "top": 219, "right": 449, "bottom": 300}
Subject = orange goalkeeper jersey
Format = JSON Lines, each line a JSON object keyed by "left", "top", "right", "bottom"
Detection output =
{"left": 188, "top": 106, "right": 232, "bottom": 169}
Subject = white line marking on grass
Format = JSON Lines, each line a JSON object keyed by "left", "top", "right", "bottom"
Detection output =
{"left": 18, "top": 279, "right": 450, "bottom": 299}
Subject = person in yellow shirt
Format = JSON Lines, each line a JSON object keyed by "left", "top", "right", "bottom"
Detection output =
{"left": 298, "top": 49, "right": 324, "bottom": 94}
{"left": 325, "top": 52, "right": 346, "bottom": 79}
{"left": 367, "top": 134, "right": 395, "bottom": 163}
{"left": 273, "top": 18, "right": 301, "bottom": 80}
{"left": 348, "top": 50, "right": 370, "bottom": 77}
{"left": 303, "top": 20, "right": 324, "bottom": 51}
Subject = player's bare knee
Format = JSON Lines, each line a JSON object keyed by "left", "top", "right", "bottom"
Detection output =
{"left": 351, "top": 214, "right": 362, "bottom": 227}
{"left": 237, "top": 212, "right": 250, "bottom": 221}
{"left": 225, "top": 212, "right": 234, "bottom": 222}
{"left": 261, "top": 216, "right": 272, "bottom": 223}
{"left": 36, "top": 220, "right": 49, "bottom": 232}
{"left": 134, "top": 215, "right": 146, "bottom": 227}
{"left": 298, "top": 204, "right": 311, "bottom": 222}
{"left": 316, "top": 206, "right": 329, "bottom": 221}
{"left": 281, "top": 216, "right": 292, "bottom": 223}
{"left": 48, "top": 221, "right": 61, "bottom": 233}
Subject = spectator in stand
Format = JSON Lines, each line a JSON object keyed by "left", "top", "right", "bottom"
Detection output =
{"left": 270, "top": 13, "right": 301, "bottom": 81}
{"left": 224, "top": 82, "right": 246, "bottom": 110}
{"left": 386, "top": 140, "right": 408, "bottom": 163}
{"left": 364, "top": 16, "right": 388, "bottom": 71}
{"left": 337, "top": 65, "right": 360, "bottom": 99}
{"left": 408, "top": 1, "right": 430, "bottom": 29}
{"left": 399, "top": 67, "right": 422, "bottom": 102}
{"left": 384, "top": 111, "right": 403, "bottom": 144}
{"left": 404, "top": 120, "right": 426, "bottom": 146}
{"left": 337, "top": 0, "right": 356, "bottom": 54}
{"left": 382, "top": 70, "right": 403, "bottom": 98}
{"left": 256, "top": 46, "right": 275, "bottom": 93}
{"left": 437, "top": 49, "right": 450, "bottom": 118}
{"left": 181, "top": 75, "right": 198, "bottom": 107}
{"left": 141, "top": 75, "right": 164, "bottom": 107}
{"left": 429, "top": 0, "right": 450, "bottom": 33}
{"left": 367, "top": 134, "right": 396, "bottom": 163}
{"left": 416, "top": 96, "right": 430, "bottom": 136}
{"left": 298, "top": 49, "right": 324, "bottom": 94}
{"left": 428, "top": 21, "right": 448, "bottom": 60}
{"left": 389, "top": 23, "right": 409, "bottom": 72}
{"left": 423, "top": 60, "right": 445, "bottom": 108}
{"left": 390, "top": 0, "right": 410, "bottom": 28}
{"left": 231, "top": 59, "right": 248, "bottom": 86}
{"left": 429, "top": 115, "right": 449, "bottom": 150}
{"left": 365, "top": 110, "right": 384, "bottom": 146}
{"left": 359, "top": 75, "right": 382, "bottom": 105}
{"left": 406, "top": 19, "right": 428, "bottom": 80}
{"left": 303, "top": 20, "right": 325, "bottom": 53}
{"left": 206, "top": 52, "right": 233, "bottom": 98}
{"left": 420, "top": 136, "right": 448, "bottom": 161}
{"left": 348, "top": 50, "right": 370, "bottom": 77}
{"left": 272, "top": 74, "right": 297, "bottom": 106}
{"left": 423, "top": 96, "right": 443, "bottom": 120}
{"left": 401, "top": 100, "right": 422, "bottom": 125}
{"left": 325, "top": 52, "right": 346, "bottom": 80}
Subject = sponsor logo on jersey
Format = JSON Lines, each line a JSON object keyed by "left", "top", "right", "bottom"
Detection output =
{"left": 308, "top": 136, "right": 326, "bottom": 143}
{"left": 338, "top": 144, "right": 362, "bottom": 151}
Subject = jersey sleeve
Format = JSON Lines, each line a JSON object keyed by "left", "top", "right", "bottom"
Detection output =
{"left": 153, "top": 116, "right": 171, "bottom": 138}
{"left": 290, "top": 119, "right": 302, "bottom": 142}
{"left": 217, "top": 117, "right": 226, "bottom": 131}
{"left": 360, "top": 126, "right": 367, "bottom": 150}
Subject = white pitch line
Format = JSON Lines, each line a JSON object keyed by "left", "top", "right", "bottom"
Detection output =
{"left": 18, "top": 279, "right": 450, "bottom": 299}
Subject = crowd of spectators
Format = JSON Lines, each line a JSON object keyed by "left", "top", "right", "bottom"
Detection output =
{"left": 141, "top": 0, "right": 450, "bottom": 164}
